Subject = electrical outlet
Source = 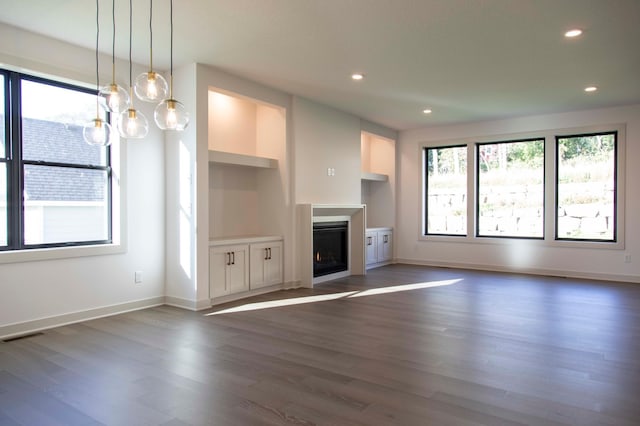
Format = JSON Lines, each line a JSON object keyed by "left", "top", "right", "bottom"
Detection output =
{"left": 135, "top": 271, "right": 143, "bottom": 283}
{"left": 624, "top": 254, "right": 631, "bottom": 264}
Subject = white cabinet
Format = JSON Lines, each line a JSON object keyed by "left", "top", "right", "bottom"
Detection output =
{"left": 210, "top": 236, "right": 283, "bottom": 300}
{"left": 250, "top": 240, "right": 283, "bottom": 289}
{"left": 366, "top": 228, "right": 393, "bottom": 268}
{"left": 377, "top": 229, "right": 393, "bottom": 262}
{"left": 365, "top": 231, "right": 378, "bottom": 266}
{"left": 209, "top": 244, "right": 249, "bottom": 298}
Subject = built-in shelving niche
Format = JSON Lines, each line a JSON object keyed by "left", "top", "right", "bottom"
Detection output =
{"left": 208, "top": 89, "right": 287, "bottom": 241}
{"left": 361, "top": 131, "right": 396, "bottom": 229}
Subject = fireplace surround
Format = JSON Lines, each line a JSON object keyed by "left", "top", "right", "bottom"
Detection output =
{"left": 297, "top": 204, "right": 366, "bottom": 287}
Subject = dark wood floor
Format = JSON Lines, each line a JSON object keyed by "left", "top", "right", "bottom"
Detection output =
{"left": 1, "top": 264, "right": 640, "bottom": 425}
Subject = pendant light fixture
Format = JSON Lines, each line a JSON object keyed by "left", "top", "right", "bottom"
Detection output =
{"left": 154, "top": 0, "right": 189, "bottom": 131}
{"left": 134, "top": 0, "right": 169, "bottom": 102}
{"left": 118, "top": 0, "right": 149, "bottom": 138}
{"left": 99, "top": 0, "right": 130, "bottom": 113}
{"left": 84, "top": 0, "right": 113, "bottom": 146}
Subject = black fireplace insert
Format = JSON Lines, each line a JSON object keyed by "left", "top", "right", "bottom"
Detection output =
{"left": 313, "top": 221, "right": 348, "bottom": 277}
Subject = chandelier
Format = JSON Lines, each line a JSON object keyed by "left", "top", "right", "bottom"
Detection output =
{"left": 83, "top": 0, "right": 189, "bottom": 146}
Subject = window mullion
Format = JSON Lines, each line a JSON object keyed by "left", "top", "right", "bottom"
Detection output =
{"left": 8, "top": 72, "right": 24, "bottom": 250}
{"left": 22, "top": 159, "right": 110, "bottom": 172}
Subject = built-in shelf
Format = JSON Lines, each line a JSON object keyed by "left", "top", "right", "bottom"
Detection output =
{"left": 210, "top": 235, "right": 282, "bottom": 246}
{"left": 361, "top": 171, "right": 388, "bottom": 182}
{"left": 209, "top": 150, "right": 278, "bottom": 169}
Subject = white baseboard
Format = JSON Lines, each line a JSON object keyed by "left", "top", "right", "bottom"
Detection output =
{"left": 209, "top": 281, "right": 302, "bottom": 306}
{"left": 0, "top": 296, "right": 165, "bottom": 341}
{"left": 366, "top": 259, "right": 394, "bottom": 270}
{"left": 164, "top": 296, "right": 212, "bottom": 311}
{"left": 396, "top": 258, "right": 640, "bottom": 284}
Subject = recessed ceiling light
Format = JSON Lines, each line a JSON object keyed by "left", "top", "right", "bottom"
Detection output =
{"left": 565, "top": 29, "right": 583, "bottom": 38}
{"left": 351, "top": 73, "right": 364, "bottom": 81}
{"left": 584, "top": 86, "right": 598, "bottom": 92}
{"left": 422, "top": 109, "right": 432, "bottom": 114}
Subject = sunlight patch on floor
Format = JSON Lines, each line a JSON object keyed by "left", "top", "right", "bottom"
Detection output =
{"left": 205, "top": 278, "right": 462, "bottom": 316}
{"left": 205, "top": 291, "right": 359, "bottom": 315}
{"left": 346, "top": 278, "right": 462, "bottom": 298}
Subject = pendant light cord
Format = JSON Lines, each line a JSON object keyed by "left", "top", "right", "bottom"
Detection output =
{"left": 149, "top": 0, "right": 153, "bottom": 71}
{"left": 169, "top": 0, "right": 173, "bottom": 98}
{"left": 128, "top": 0, "right": 133, "bottom": 93}
{"left": 111, "top": 0, "right": 116, "bottom": 84}
{"left": 95, "top": 0, "right": 100, "bottom": 117}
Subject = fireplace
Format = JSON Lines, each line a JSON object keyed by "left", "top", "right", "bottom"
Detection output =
{"left": 313, "top": 221, "right": 348, "bottom": 277}
{"left": 298, "top": 204, "right": 365, "bottom": 287}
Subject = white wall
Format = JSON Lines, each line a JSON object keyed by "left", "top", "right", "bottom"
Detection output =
{"left": 0, "top": 24, "right": 166, "bottom": 338}
{"left": 164, "top": 63, "right": 200, "bottom": 308}
{"left": 398, "top": 104, "right": 640, "bottom": 283}
{"left": 292, "top": 96, "right": 362, "bottom": 205}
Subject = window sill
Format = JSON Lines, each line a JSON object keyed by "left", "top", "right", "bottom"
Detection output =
{"left": 418, "top": 234, "right": 624, "bottom": 250}
{"left": 0, "top": 243, "right": 126, "bottom": 264}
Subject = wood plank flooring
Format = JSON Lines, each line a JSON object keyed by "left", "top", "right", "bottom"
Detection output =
{"left": 1, "top": 264, "right": 640, "bottom": 425}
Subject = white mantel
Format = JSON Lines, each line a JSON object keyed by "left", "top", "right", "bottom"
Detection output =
{"left": 297, "top": 204, "right": 367, "bottom": 287}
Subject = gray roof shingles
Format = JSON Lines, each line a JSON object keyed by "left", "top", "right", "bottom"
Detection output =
{"left": 21, "top": 117, "right": 108, "bottom": 202}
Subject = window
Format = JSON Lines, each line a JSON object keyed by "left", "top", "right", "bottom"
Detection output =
{"left": 422, "top": 126, "right": 623, "bottom": 248}
{"left": 0, "top": 70, "right": 112, "bottom": 251}
{"left": 424, "top": 146, "right": 467, "bottom": 235}
{"left": 0, "top": 74, "right": 6, "bottom": 247}
{"left": 477, "top": 139, "right": 545, "bottom": 238}
{"left": 556, "top": 132, "right": 616, "bottom": 241}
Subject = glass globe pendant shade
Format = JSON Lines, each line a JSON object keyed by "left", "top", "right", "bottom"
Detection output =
{"left": 118, "top": 108, "right": 149, "bottom": 139}
{"left": 99, "top": 83, "right": 130, "bottom": 113}
{"left": 83, "top": 118, "right": 113, "bottom": 146}
{"left": 134, "top": 71, "right": 168, "bottom": 102}
{"left": 154, "top": 98, "right": 189, "bottom": 131}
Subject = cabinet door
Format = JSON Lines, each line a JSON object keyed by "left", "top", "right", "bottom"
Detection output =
{"left": 227, "top": 245, "right": 249, "bottom": 295}
{"left": 365, "top": 232, "right": 378, "bottom": 265}
{"left": 250, "top": 241, "right": 283, "bottom": 289}
{"left": 264, "top": 241, "right": 283, "bottom": 286}
{"left": 210, "top": 247, "right": 230, "bottom": 298}
{"left": 210, "top": 245, "right": 249, "bottom": 298}
{"left": 378, "top": 231, "right": 393, "bottom": 262}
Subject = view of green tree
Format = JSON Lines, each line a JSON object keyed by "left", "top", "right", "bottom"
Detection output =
{"left": 427, "top": 145, "right": 467, "bottom": 176}
{"left": 478, "top": 139, "right": 544, "bottom": 172}
{"left": 558, "top": 134, "right": 615, "bottom": 162}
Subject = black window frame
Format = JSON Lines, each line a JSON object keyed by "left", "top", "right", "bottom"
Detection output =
{"left": 0, "top": 69, "right": 113, "bottom": 251}
{"left": 555, "top": 131, "right": 617, "bottom": 243}
{"left": 423, "top": 144, "right": 468, "bottom": 237}
{"left": 475, "top": 137, "right": 546, "bottom": 240}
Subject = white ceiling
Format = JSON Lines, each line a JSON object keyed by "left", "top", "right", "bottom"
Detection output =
{"left": 1, "top": 0, "right": 639, "bottom": 131}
